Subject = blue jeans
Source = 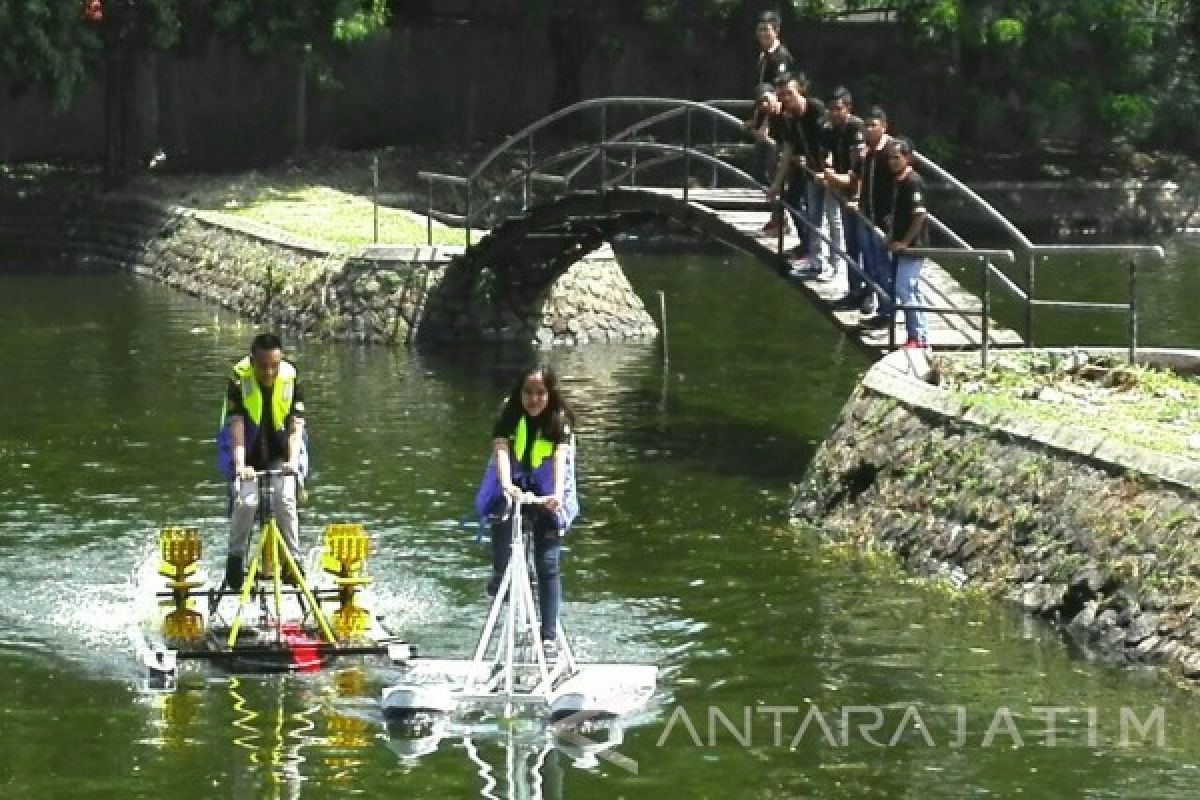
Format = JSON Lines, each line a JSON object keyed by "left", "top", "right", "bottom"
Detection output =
{"left": 804, "top": 180, "right": 827, "bottom": 262}
{"left": 858, "top": 223, "right": 894, "bottom": 315}
{"left": 489, "top": 510, "right": 562, "bottom": 642}
{"left": 893, "top": 253, "right": 927, "bottom": 342}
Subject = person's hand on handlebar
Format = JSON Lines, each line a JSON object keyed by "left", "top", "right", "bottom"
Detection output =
{"left": 282, "top": 460, "right": 300, "bottom": 476}
{"left": 502, "top": 483, "right": 524, "bottom": 503}
{"left": 540, "top": 496, "right": 561, "bottom": 513}
{"left": 236, "top": 464, "right": 257, "bottom": 481}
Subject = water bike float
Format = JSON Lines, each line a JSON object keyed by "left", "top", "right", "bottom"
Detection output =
{"left": 382, "top": 495, "right": 656, "bottom": 723}
{"left": 132, "top": 518, "right": 413, "bottom": 687}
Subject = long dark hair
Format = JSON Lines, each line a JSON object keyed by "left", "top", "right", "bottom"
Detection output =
{"left": 498, "top": 364, "right": 576, "bottom": 440}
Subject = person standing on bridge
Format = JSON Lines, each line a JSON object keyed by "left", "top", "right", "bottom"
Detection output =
{"left": 746, "top": 83, "right": 788, "bottom": 232}
{"left": 216, "top": 333, "right": 308, "bottom": 590}
{"left": 475, "top": 365, "right": 579, "bottom": 662}
{"left": 753, "top": 11, "right": 793, "bottom": 90}
{"left": 820, "top": 86, "right": 866, "bottom": 292}
{"left": 768, "top": 73, "right": 828, "bottom": 276}
{"left": 850, "top": 106, "right": 896, "bottom": 326}
{"left": 886, "top": 137, "right": 929, "bottom": 349}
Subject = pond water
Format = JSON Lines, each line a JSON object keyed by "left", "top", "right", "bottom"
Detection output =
{"left": 1, "top": 238, "right": 1199, "bottom": 798}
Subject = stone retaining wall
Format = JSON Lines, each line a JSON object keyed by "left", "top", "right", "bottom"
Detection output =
{"left": 0, "top": 192, "right": 656, "bottom": 347}
{"left": 791, "top": 348, "right": 1200, "bottom": 680}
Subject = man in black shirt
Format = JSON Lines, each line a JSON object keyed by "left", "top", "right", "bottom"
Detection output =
{"left": 886, "top": 137, "right": 930, "bottom": 348}
{"left": 754, "top": 11, "right": 793, "bottom": 88}
{"left": 768, "top": 73, "right": 827, "bottom": 272}
{"left": 850, "top": 106, "right": 896, "bottom": 324}
{"left": 820, "top": 87, "right": 865, "bottom": 290}
{"left": 746, "top": 82, "right": 784, "bottom": 185}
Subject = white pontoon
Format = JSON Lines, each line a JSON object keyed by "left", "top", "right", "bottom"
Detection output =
{"left": 382, "top": 495, "right": 656, "bottom": 722}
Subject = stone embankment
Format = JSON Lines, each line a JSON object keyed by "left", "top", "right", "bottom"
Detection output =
{"left": 0, "top": 191, "right": 656, "bottom": 347}
{"left": 792, "top": 348, "right": 1200, "bottom": 680}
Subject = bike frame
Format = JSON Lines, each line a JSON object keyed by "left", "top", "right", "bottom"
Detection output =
{"left": 226, "top": 470, "right": 336, "bottom": 646}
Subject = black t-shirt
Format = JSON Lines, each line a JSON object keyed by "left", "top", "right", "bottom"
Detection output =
{"left": 749, "top": 106, "right": 786, "bottom": 142}
{"left": 890, "top": 170, "right": 929, "bottom": 246}
{"left": 757, "top": 43, "right": 793, "bottom": 87}
{"left": 225, "top": 379, "right": 305, "bottom": 469}
{"left": 821, "top": 115, "right": 865, "bottom": 174}
{"left": 851, "top": 137, "right": 895, "bottom": 225}
{"left": 781, "top": 98, "right": 827, "bottom": 172}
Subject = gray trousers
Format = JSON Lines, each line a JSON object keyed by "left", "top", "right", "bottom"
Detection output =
{"left": 228, "top": 466, "right": 300, "bottom": 560}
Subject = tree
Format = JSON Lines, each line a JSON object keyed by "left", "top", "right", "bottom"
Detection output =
{"left": 0, "top": 1, "right": 104, "bottom": 109}
{"left": 857, "top": 0, "right": 1199, "bottom": 155}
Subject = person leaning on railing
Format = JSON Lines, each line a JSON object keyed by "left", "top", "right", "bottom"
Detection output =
{"left": 885, "top": 137, "right": 930, "bottom": 349}
{"left": 821, "top": 87, "right": 866, "bottom": 301}
{"left": 768, "top": 72, "right": 828, "bottom": 272}
{"left": 849, "top": 106, "right": 895, "bottom": 324}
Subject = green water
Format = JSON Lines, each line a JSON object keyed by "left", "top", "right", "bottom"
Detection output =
{"left": 2, "top": 240, "right": 1200, "bottom": 799}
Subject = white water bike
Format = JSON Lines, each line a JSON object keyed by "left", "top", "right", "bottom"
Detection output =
{"left": 382, "top": 494, "right": 656, "bottom": 723}
{"left": 131, "top": 470, "right": 413, "bottom": 687}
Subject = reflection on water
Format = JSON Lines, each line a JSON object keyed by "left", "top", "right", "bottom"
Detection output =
{"left": 385, "top": 716, "right": 633, "bottom": 800}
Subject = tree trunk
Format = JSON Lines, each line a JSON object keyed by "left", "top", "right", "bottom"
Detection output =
{"left": 547, "top": 10, "right": 598, "bottom": 112}
{"left": 294, "top": 53, "right": 308, "bottom": 154}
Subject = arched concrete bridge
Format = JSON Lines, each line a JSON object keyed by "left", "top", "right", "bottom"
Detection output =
{"left": 415, "top": 98, "right": 1162, "bottom": 360}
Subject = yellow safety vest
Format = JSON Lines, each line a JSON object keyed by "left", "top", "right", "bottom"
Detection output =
{"left": 228, "top": 356, "right": 297, "bottom": 431}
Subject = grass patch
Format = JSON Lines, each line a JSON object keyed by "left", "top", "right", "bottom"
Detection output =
{"left": 145, "top": 177, "right": 466, "bottom": 247}
{"left": 942, "top": 352, "right": 1200, "bottom": 457}
{"left": 131, "top": 146, "right": 488, "bottom": 247}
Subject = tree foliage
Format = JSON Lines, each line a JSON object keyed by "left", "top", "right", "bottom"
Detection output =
{"left": 0, "top": 0, "right": 389, "bottom": 108}
{"left": 863, "top": 0, "right": 1198, "bottom": 150}
{"left": 0, "top": 1, "right": 104, "bottom": 108}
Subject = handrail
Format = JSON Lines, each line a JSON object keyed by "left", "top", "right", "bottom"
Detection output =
{"left": 912, "top": 152, "right": 1034, "bottom": 252}
{"left": 561, "top": 102, "right": 749, "bottom": 186}
{"left": 465, "top": 97, "right": 753, "bottom": 185}
{"left": 901, "top": 247, "right": 1016, "bottom": 368}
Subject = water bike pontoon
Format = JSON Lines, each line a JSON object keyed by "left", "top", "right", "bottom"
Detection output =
{"left": 382, "top": 494, "right": 656, "bottom": 723}
{"left": 132, "top": 471, "right": 413, "bottom": 687}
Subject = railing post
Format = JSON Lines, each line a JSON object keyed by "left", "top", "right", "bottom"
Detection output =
{"left": 372, "top": 154, "right": 380, "bottom": 244}
{"left": 710, "top": 114, "right": 718, "bottom": 188}
{"left": 464, "top": 183, "right": 472, "bottom": 250}
{"left": 981, "top": 254, "right": 991, "bottom": 371}
{"left": 524, "top": 134, "right": 534, "bottom": 212}
{"left": 775, "top": 198, "right": 784, "bottom": 255}
{"left": 1026, "top": 250, "right": 1037, "bottom": 346}
{"left": 1128, "top": 254, "right": 1138, "bottom": 364}
{"left": 683, "top": 108, "right": 692, "bottom": 209}
{"left": 599, "top": 105, "right": 608, "bottom": 195}
{"left": 425, "top": 178, "right": 433, "bottom": 246}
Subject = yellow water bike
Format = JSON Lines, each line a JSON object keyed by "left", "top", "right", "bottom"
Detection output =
{"left": 134, "top": 470, "right": 413, "bottom": 687}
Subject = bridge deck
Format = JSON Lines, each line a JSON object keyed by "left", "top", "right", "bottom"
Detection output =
{"left": 641, "top": 187, "right": 1024, "bottom": 354}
